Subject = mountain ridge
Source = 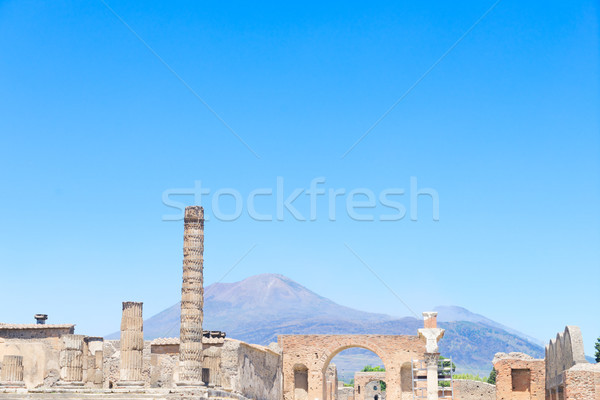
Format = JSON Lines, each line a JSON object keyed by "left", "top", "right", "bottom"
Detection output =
{"left": 106, "top": 273, "right": 545, "bottom": 375}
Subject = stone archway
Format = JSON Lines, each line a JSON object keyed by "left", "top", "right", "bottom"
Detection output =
{"left": 278, "top": 335, "right": 426, "bottom": 400}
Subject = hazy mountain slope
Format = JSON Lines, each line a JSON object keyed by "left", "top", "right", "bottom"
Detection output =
{"left": 106, "top": 273, "right": 546, "bottom": 375}
{"left": 435, "top": 305, "right": 544, "bottom": 346}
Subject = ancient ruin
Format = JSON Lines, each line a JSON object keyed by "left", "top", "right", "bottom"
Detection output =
{"left": 353, "top": 372, "right": 385, "bottom": 400}
{"left": 179, "top": 206, "right": 206, "bottom": 386}
{"left": 0, "top": 355, "right": 25, "bottom": 388}
{"left": 0, "top": 205, "right": 598, "bottom": 400}
{"left": 117, "top": 301, "right": 144, "bottom": 387}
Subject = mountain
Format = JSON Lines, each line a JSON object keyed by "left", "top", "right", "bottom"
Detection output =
{"left": 106, "top": 273, "right": 545, "bottom": 376}
{"left": 434, "top": 305, "right": 544, "bottom": 346}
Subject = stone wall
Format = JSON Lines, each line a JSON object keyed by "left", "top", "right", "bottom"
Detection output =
{"left": 354, "top": 372, "right": 386, "bottom": 400}
{"left": 544, "top": 325, "right": 599, "bottom": 400}
{"left": 453, "top": 379, "right": 495, "bottom": 400}
{"left": 563, "top": 363, "right": 600, "bottom": 400}
{"left": 0, "top": 325, "right": 74, "bottom": 340}
{"left": 493, "top": 353, "right": 545, "bottom": 400}
{"left": 338, "top": 387, "right": 355, "bottom": 400}
{"left": 0, "top": 337, "right": 61, "bottom": 388}
{"left": 220, "top": 339, "right": 282, "bottom": 400}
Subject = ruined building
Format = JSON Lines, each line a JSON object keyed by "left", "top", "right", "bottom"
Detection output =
{"left": 1, "top": 206, "right": 598, "bottom": 400}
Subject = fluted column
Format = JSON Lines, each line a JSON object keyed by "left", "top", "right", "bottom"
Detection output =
{"left": 178, "top": 206, "right": 205, "bottom": 386}
{"left": 58, "top": 334, "right": 85, "bottom": 386}
{"left": 0, "top": 355, "right": 25, "bottom": 387}
{"left": 118, "top": 301, "right": 144, "bottom": 387}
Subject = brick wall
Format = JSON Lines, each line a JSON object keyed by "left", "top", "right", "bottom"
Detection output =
{"left": 493, "top": 357, "right": 545, "bottom": 400}
{"left": 278, "top": 334, "right": 425, "bottom": 400}
{"left": 563, "top": 365, "right": 600, "bottom": 400}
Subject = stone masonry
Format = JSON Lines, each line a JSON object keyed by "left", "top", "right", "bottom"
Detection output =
{"left": 118, "top": 301, "right": 144, "bottom": 386}
{"left": 545, "top": 326, "right": 600, "bottom": 400}
{"left": 179, "top": 206, "right": 205, "bottom": 386}
{"left": 493, "top": 352, "right": 545, "bottom": 400}
{"left": 278, "top": 334, "right": 426, "bottom": 400}
{"left": 354, "top": 372, "right": 385, "bottom": 400}
{"left": 58, "top": 334, "right": 85, "bottom": 386}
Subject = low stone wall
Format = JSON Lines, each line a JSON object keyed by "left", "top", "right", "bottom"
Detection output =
{"left": 220, "top": 339, "right": 282, "bottom": 400}
{"left": 338, "top": 387, "right": 354, "bottom": 400}
{"left": 453, "top": 379, "right": 495, "bottom": 400}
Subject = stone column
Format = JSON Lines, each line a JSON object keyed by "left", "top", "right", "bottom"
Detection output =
{"left": 117, "top": 301, "right": 144, "bottom": 387}
{"left": 418, "top": 312, "right": 445, "bottom": 400}
{"left": 424, "top": 353, "right": 439, "bottom": 400}
{"left": 178, "top": 206, "right": 205, "bottom": 386}
{"left": 0, "top": 355, "right": 25, "bottom": 387}
{"left": 58, "top": 334, "right": 85, "bottom": 386}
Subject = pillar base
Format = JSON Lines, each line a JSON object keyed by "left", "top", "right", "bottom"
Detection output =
{"left": 115, "top": 381, "right": 145, "bottom": 388}
{"left": 0, "top": 381, "right": 26, "bottom": 388}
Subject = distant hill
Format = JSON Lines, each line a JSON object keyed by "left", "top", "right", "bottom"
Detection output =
{"left": 106, "top": 273, "right": 545, "bottom": 376}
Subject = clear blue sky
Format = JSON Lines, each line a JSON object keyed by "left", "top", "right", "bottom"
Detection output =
{"left": 1, "top": 1, "right": 598, "bottom": 354}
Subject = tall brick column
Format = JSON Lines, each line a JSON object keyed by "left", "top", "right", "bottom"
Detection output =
{"left": 178, "top": 206, "right": 205, "bottom": 386}
{"left": 117, "top": 301, "right": 144, "bottom": 387}
{"left": 0, "top": 355, "right": 25, "bottom": 387}
{"left": 58, "top": 334, "right": 85, "bottom": 386}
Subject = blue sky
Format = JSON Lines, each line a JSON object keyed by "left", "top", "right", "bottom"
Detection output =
{"left": 0, "top": 1, "right": 598, "bottom": 355}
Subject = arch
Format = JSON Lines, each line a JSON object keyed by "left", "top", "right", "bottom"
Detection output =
{"left": 278, "top": 334, "right": 426, "bottom": 400}
{"left": 317, "top": 340, "right": 389, "bottom": 374}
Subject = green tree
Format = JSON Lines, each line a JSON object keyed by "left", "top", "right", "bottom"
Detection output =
{"left": 594, "top": 336, "right": 600, "bottom": 363}
{"left": 453, "top": 373, "right": 486, "bottom": 382}
{"left": 361, "top": 365, "right": 385, "bottom": 372}
{"left": 487, "top": 368, "right": 497, "bottom": 385}
{"left": 439, "top": 356, "right": 456, "bottom": 373}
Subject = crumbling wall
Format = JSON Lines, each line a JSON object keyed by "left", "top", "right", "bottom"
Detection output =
{"left": 338, "top": 386, "right": 355, "bottom": 400}
{"left": 453, "top": 379, "right": 495, "bottom": 400}
{"left": 0, "top": 337, "right": 61, "bottom": 388}
{"left": 354, "top": 372, "right": 386, "bottom": 400}
{"left": 220, "top": 339, "right": 282, "bottom": 400}
{"left": 102, "top": 339, "right": 151, "bottom": 388}
{"left": 563, "top": 363, "right": 600, "bottom": 400}
{"left": 493, "top": 352, "right": 545, "bottom": 400}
